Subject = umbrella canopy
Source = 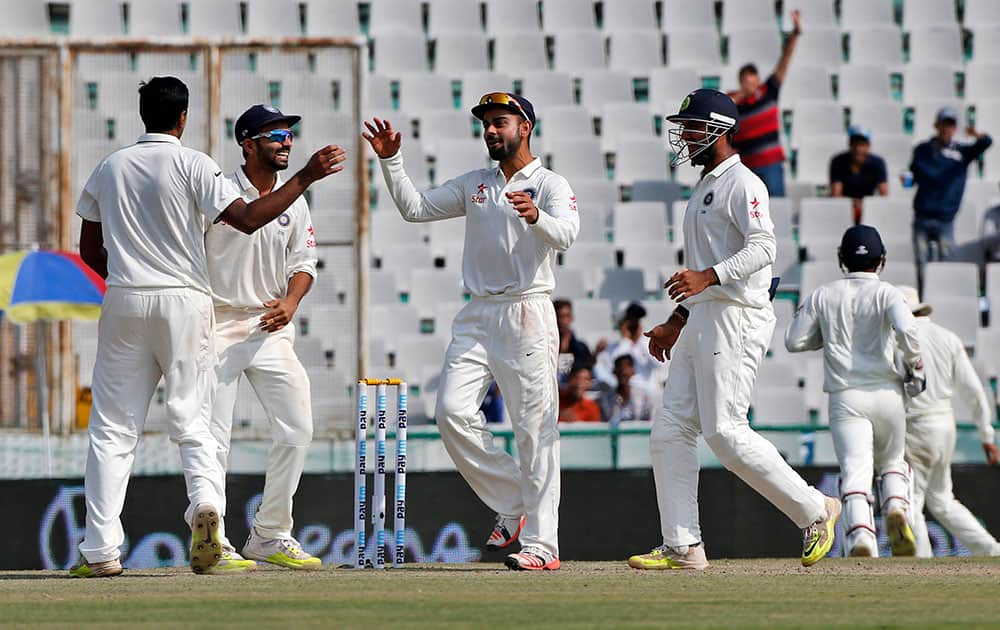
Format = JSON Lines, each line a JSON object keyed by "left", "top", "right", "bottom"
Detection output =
{"left": 0, "top": 250, "right": 106, "bottom": 324}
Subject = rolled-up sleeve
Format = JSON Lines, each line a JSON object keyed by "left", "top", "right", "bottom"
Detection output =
{"left": 286, "top": 203, "right": 318, "bottom": 279}
{"left": 76, "top": 162, "right": 104, "bottom": 222}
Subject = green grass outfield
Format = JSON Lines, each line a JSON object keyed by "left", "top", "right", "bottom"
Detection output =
{"left": 2, "top": 558, "right": 999, "bottom": 628}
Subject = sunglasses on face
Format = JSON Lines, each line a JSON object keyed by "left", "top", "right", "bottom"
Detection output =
{"left": 478, "top": 92, "right": 528, "bottom": 120}
{"left": 249, "top": 129, "right": 294, "bottom": 143}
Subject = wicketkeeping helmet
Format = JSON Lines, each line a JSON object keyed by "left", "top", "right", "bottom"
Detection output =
{"left": 665, "top": 89, "right": 740, "bottom": 166}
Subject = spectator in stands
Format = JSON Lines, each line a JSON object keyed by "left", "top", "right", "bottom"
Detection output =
{"left": 593, "top": 301, "right": 657, "bottom": 394}
{"left": 554, "top": 298, "right": 593, "bottom": 384}
{"left": 829, "top": 126, "right": 888, "bottom": 223}
{"left": 558, "top": 364, "right": 602, "bottom": 423}
{"left": 598, "top": 355, "right": 655, "bottom": 426}
{"left": 910, "top": 107, "right": 992, "bottom": 266}
{"left": 981, "top": 184, "right": 1000, "bottom": 262}
{"left": 729, "top": 10, "right": 802, "bottom": 198}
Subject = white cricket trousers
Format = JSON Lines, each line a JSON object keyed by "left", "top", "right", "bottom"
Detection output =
{"left": 210, "top": 309, "right": 313, "bottom": 543}
{"left": 651, "top": 300, "right": 825, "bottom": 547}
{"left": 435, "top": 294, "right": 561, "bottom": 557}
{"left": 905, "top": 413, "right": 1000, "bottom": 557}
{"left": 829, "top": 383, "right": 910, "bottom": 556}
{"left": 80, "top": 287, "right": 225, "bottom": 563}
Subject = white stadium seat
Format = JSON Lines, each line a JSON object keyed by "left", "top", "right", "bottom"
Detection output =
{"left": 660, "top": 0, "right": 715, "bottom": 33}
{"left": 493, "top": 32, "right": 549, "bottom": 77}
{"left": 426, "top": 0, "right": 481, "bottom": 36}
{"left": 433, "top": 32, "right": 490, "bottom": 76}
{"left": 901, "top": 0, "right": 958, "bottom": 30}
{"left": 608, "top": 31, "right": 664, "bottom": 74}
{"left": 847, "top": 27, "right": 903, "bottom": 68}
{"left": 908, "top": 28, "right": 965, "bottom": 69}
{"left": 721, "top": 0, "right": 778, "bottom": 33}
{"left": 840, "top": 0, "right": 894, "bottom": 30}
{"left": 541, "top": 0, "right": 598, "bottom": 32}
{"left": 553, "top": 30, "right": 608, "bottom": 73}
{"left": 486, "top": 0, "right": 542, "bottom": 34}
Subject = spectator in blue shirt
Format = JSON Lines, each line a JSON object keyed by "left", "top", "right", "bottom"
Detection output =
{"left": 910, "top": 107, "right": 992, "bottom": 266}
{"left": 829, "top": 126, "right": 888, "bottom": 223}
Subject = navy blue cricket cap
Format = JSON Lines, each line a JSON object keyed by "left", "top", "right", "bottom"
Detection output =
{"left": 234, "top": 104, "right": 301, "bottom": 144}
{"left": 839, "top": 224, "right": 886, "bottom": 268}
{"left": 471, "top": 92, "right": 536, "bottom": 126}
{"left": 665, "top": 88, "right": 740, "bottom": 133}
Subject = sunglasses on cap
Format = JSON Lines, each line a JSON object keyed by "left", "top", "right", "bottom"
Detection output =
{"left": 477, "top": 92, "right": 528, "bottom": 120}
{"left": 248, "top": 128, "right": 294, "bottom": 143}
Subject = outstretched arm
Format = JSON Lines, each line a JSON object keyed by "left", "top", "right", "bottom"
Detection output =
{"left": 774, "top": 10, "right": 802, "bottom": 86}
{"left": 364, "top": 117, "right": 467, "bottom": 223}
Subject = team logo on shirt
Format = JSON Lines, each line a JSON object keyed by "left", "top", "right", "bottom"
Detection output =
{"left": 703, "top": 191, "right": 714, "bottom": 205}
{"left": 471, "top": 182, "right": 487, "bottom": 204}
{"left": 306, "top": 225, "right": 316, "bottom": 248}
{"left": 521, "top": 187, "right": 537, "bottom": 200}
{"left": 749, "top": 196, "right": 762, "bottom": 219}
{"left": 278, "top": 212, "right": 291, "bottom": 227}
{"left": 569, "top": 195, "right": 577, "bottom": 211}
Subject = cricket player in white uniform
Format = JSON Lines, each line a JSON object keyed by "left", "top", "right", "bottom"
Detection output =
{"left": 362, "top": 92, "right": 578, "bottom": 571}
{"left": 206, "top": 105, "right": 323, "bottom": 571}
{"left": 629, "top": 89, "right": 841, "bottom": 571}
{"left": 897, "top": 285, "right": 1000, "bottom": 557}
{"left": 74, "top": 77, "right": 345, "bottom": 578}
{"left": 785, "top": 226, "right": 924, "bottom": 558}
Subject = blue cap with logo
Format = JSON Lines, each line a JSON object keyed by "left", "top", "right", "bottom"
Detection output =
{"left": 234, "top": 104, "right": 301, "bottom": 144}
{"left": 839, "top": 224, "right": 886, "bottom": 269}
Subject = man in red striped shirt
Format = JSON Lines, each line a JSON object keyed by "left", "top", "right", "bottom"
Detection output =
{"left": 729, "top": 10, "right": 802, "bottom": 198}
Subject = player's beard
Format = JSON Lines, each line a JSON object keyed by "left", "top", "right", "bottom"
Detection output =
{"left": 263, "top": 144, "right": 291, "bottom": 171}
{"left": 690, "top": 138, "right": 718, "bottom": 166}
{"left": 486, "top": 133, "right": 519, "bottom": 161}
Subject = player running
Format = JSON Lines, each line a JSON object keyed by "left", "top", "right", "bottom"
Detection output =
{"left": 74, "top": 77, "right": 344, "bottom": 577}
{"left": 785, "top": 226, "right": 923, "bottom": 558}
{"left": 629, "top": 89, "right": 840, "bottom": 571}
{"left": 897, "top": 285, "right": 1000, "bottom": 557}
{"left": 362, "top": 92, "right": 578, "bottom": 571}
{"left": 205, "top": 105, "right": 325, "bottom": 572}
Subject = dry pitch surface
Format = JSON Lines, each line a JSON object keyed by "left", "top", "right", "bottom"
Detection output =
{"left": 2, "top": 558, "right": 999, "bottom": 628}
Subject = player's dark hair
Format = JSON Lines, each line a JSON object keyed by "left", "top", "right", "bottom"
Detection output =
{"left": 553, "top": 298, "right": 572, "bottom": 312}
{"left": 139, "top": 76, "right": 189, "bottom": 133}
{"left": 568, "top": 363, "right": 592, "bottom": 380}
{"left": 738, "top": 63, "right": 759, "bottom": 79}
{"left": 840, "top": 252, "right": 886, "bottom": 273}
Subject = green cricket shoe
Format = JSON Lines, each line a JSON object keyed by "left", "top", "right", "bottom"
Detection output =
{"left": 886, "top": 509, "right": 917, "bottom": 557}
{"left": 190, "top": 504, "right": 223, "bottom": 574}
{"left": 802, "top": 495, "right": 842, "bottom": 567}
{"left": 202, "top": 548, "right": 258, "bottom": 575}
{"left": 243, "top": 531, "right": 321, "bottom": 570}
{"left": 627, "top": 544, "right": 709, "bottom": 570}
{"left": 69, "top": 556, "right": 123, "bottom": 578}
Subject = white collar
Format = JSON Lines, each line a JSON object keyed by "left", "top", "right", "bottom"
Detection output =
{"left": 496, "top": 157, "right": 542, "bottom": 181}
{"left": 703, "top": 153, "right": 742, "bottom": 179}
{"left": 234, "top": 166, "right": 284, "bottom": 196}
{"left": 136, "top": 132, "right": 181, "bottom": 145}
{"left": 844, "top": 271, "right": 880, "bottom": 280}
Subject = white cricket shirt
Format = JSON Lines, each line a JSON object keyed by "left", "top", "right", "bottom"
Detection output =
{"left": 785, "top": 272, "right": 922, "bottom": 393}
{"left": 379, "top": 152, "right": 579, "bottom": 297}
{"left": 682, "top": 154, "right": 776, "bottom": 309}
{"left": 205, "top": 167, "right": 318, "bottom": 310}
{"left": 76, "top": 133, "right": 241, "bottom": 294}
{"left": 906, "top": 317, "right": 995, "bottom": 443}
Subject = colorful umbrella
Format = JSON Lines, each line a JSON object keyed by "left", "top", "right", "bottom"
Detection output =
{"left": 0, "top": 250, "right": 106, "bottom": 323}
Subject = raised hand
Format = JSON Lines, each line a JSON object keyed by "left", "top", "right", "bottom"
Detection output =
{"left": 302, "top": 145, "right": 347, "bottom": 183}
{"left": 362, "top": 117, "right": 402, "bottom": 159}
{"left": 984, "top": 442, "right": 999, "bottom": 466}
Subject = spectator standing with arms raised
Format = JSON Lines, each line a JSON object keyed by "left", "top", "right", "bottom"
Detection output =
{"left": 909, "top": 107, "right": 991, "bottom": 268}
{"left": 729, "top": 10, "right": 802, "bottom": 197}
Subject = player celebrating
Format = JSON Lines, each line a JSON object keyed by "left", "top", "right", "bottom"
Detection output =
{"left": 74, "top": 77, "right": 345, "bottom": 577}
{"left": 629, "top": 89, "right": 840, "bottom": 571}
{"left": 785, "top": 226, "right": 923, "bottom": 558}
{"left": 205, "top": 105, "right": 325, "bottom": 572}
{"left": 362, "top": 92, "right": 578, "bottom": 571}
{"left": 897, "top": 286, "right": 1000, "bottom": 557}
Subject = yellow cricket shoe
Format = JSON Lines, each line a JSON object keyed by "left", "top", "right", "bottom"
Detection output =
{"left": 203, "top": 548, "right": 258, "bottom": 575}
{"left": 69, "top": 555, "right": 123, "bottom": 578}
{"left": 190, "top": 504, "right": 223, "bottom": 574}
{"left": 802, "top": 495, "right": 842, "bottom": 567}
{"left": 627, "top": 544, "right": 709, "bottom": 570}
{"left": 243, "top": 530, "right": 322, "bottom": 570}
{"left": 886, "top": 509, "right": 917, "bottom": 557}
